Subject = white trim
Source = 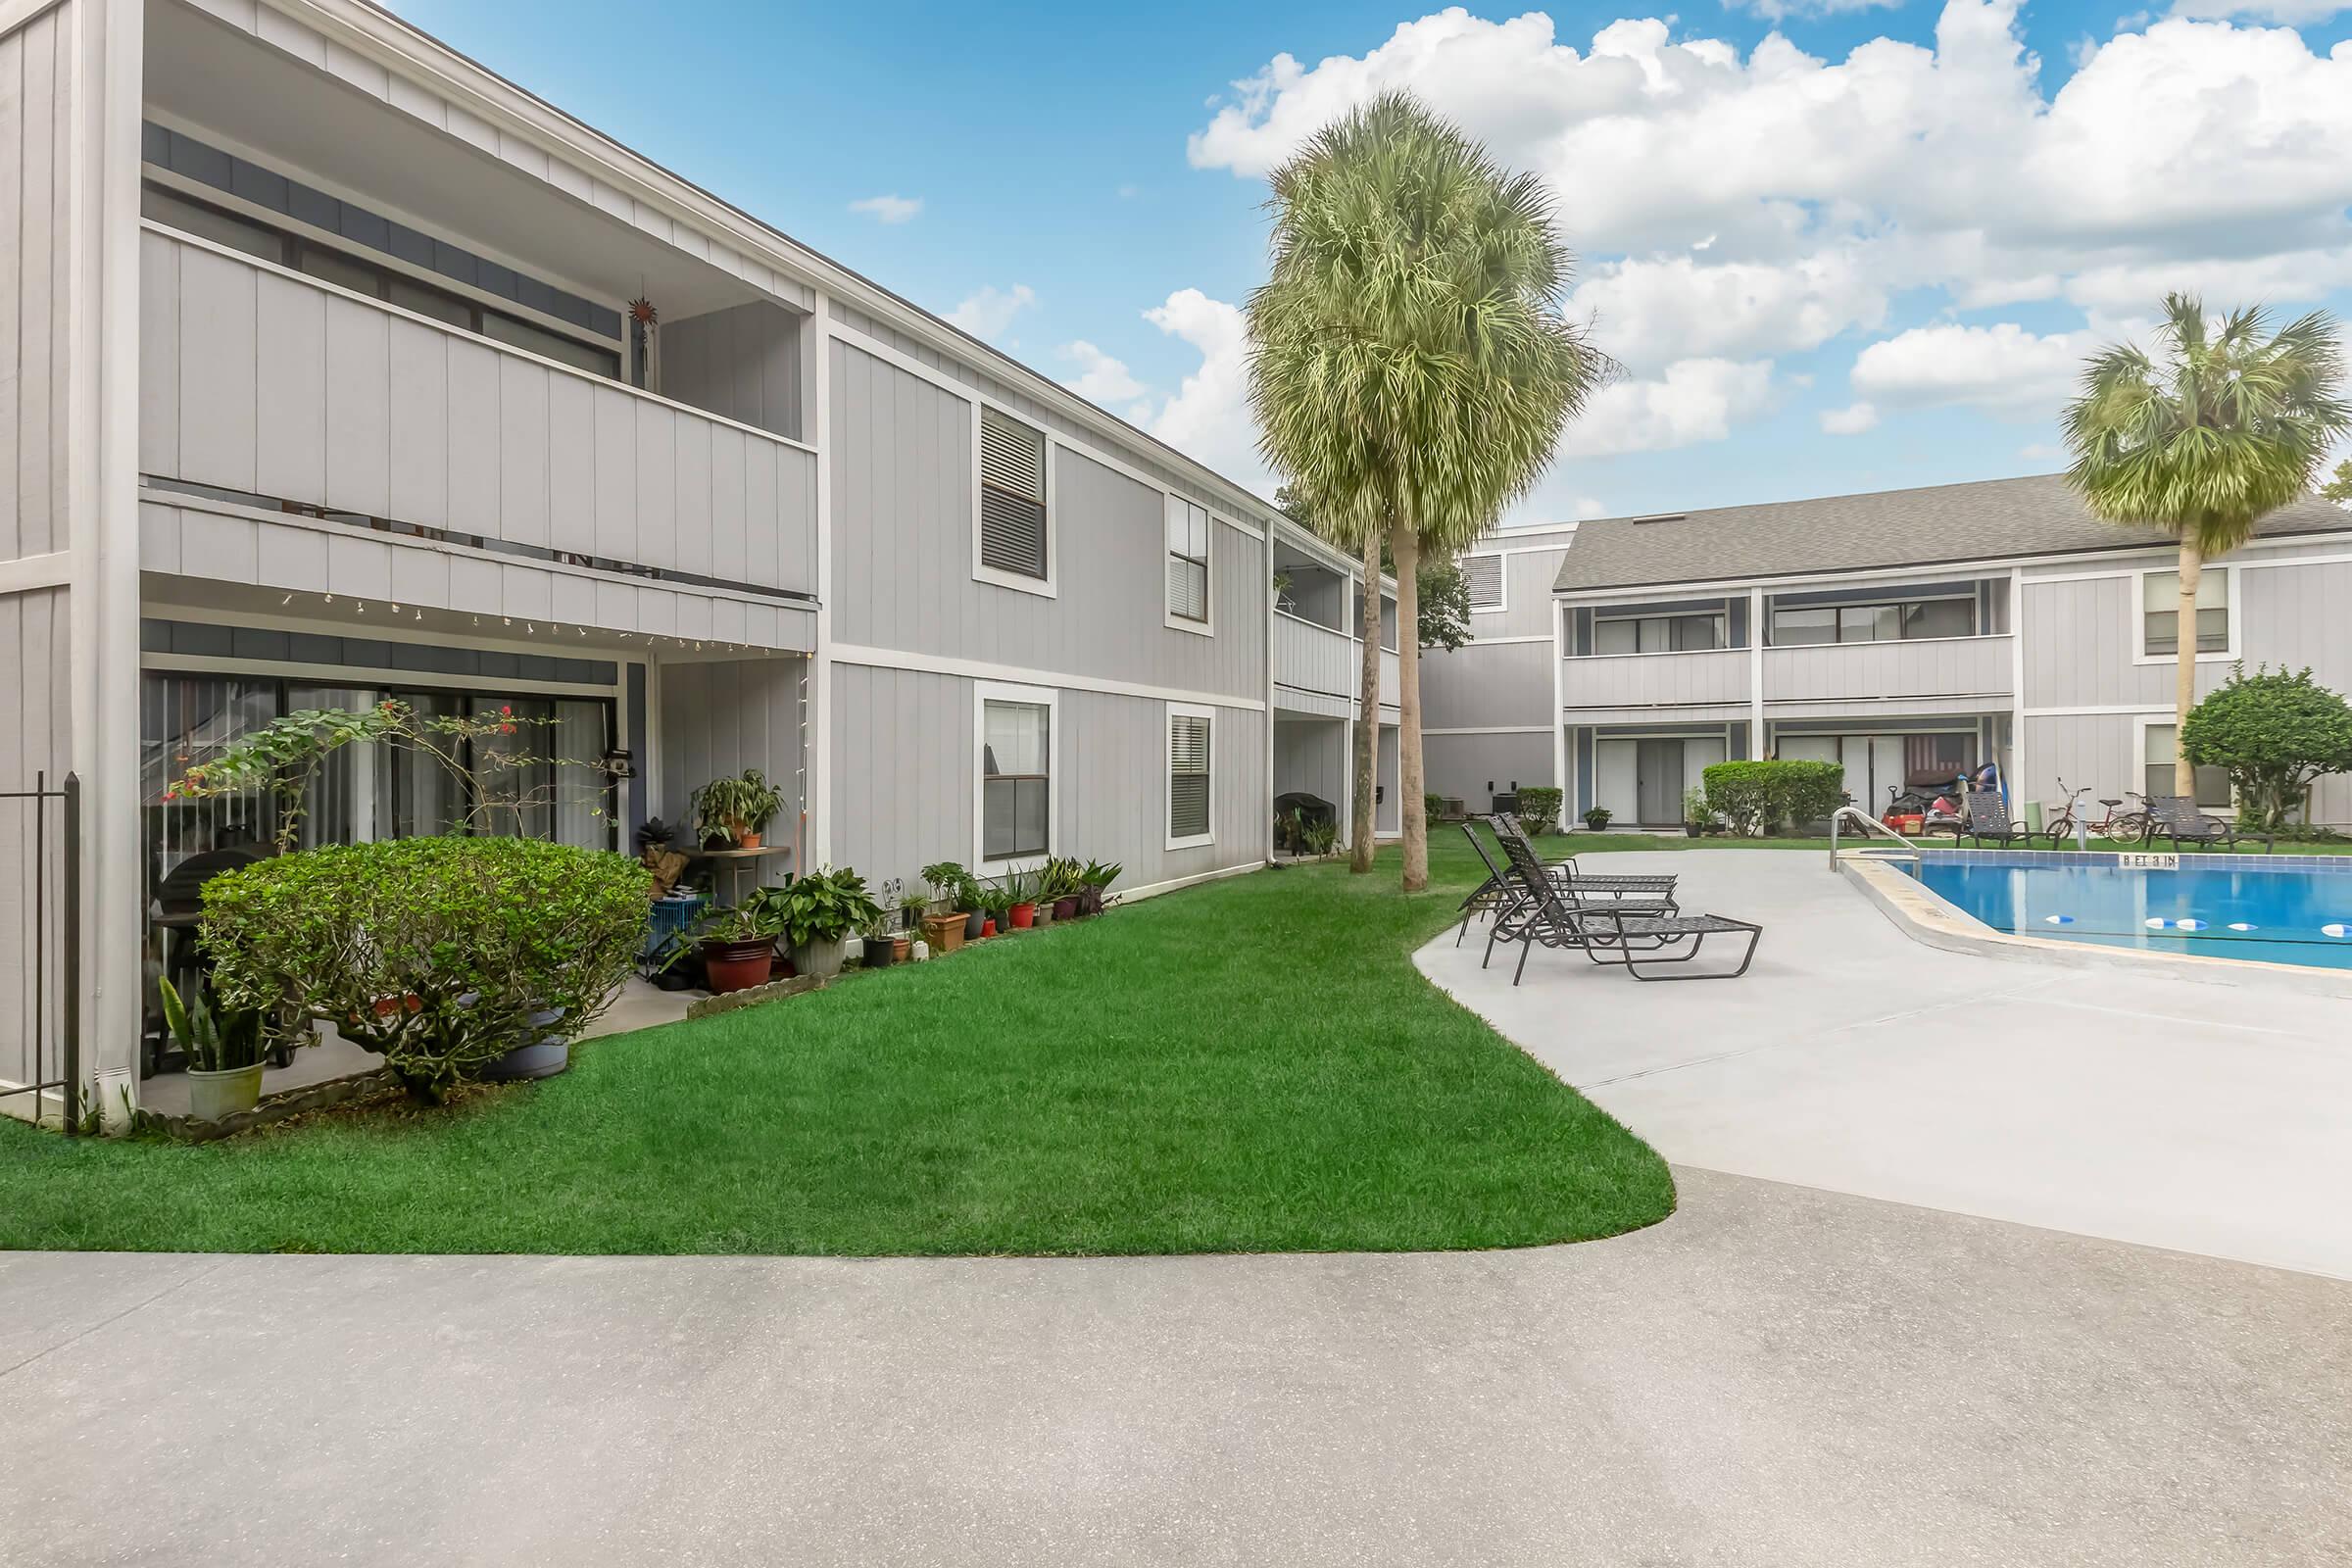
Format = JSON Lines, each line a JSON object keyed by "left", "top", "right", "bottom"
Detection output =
{"left": 0, "top": 551, "right": 73, "bottom": 593}
{"left": 1551, "top": 604, "right": 1569, "bottom": 798}
{"left": 973, "top": 680, "right": 1057, "bottom": 872}
{"left": 832, "top": 642, "right": 1265, "bottom": 713}
{"left": 2130, "top": 563, "right": 2239, "bottom": 665}
{"left": 1480, "top": 537, "right": 1580, "bottom": 557}
{"left": 1162, "top": 493, "right": 1215, "bottom": 638}
{"left": 834, "top": 326, "right": 1269, "bottom": 542}
{"left": 1426, "top": 724, "right": 1554, "bottom": 736}
{"left": 1112, "top": 858, "right": 1259, "bottom": 906}
{"left": 1462, "top": 550, "right": 1507, "bottom": 614}
{"left": 1460, "top": 632, "right": 1554, "bottom": 647}
{"left": 1164, "top": 701, "right": 1216, "bottom": 851}
{"left": 142, "top": 220, "right": 817, "bottom": 457}
{"left": 970, "top": 405, "right": 1057, "bottom": 601}
{"left": 140, "top": 650, "right": 621, "bottom": 701}
{"left": 809, "top": 288, "right": 834, "bottom": 866}
{"left": 2021, "top": 703, "right": 2175, "bottom": 717}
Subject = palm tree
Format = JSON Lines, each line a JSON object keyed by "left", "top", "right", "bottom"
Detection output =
{"left": 2063, "top": 296, "right": 2348, "bottom": 796}
{"left": 1247, "top": 91, "right": 1601, "bottom": 890}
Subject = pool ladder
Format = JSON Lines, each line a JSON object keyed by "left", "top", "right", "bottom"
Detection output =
{"left": 1829, "top": 805, "right": 1924, "bottom": 868}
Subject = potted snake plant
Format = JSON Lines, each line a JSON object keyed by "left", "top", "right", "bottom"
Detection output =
{"left": 157, "top": 976, "right": 270, "bottom": 1122}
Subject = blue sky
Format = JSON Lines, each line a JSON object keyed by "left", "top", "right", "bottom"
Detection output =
{"left": 392, "top": 0, "right": 2352, "bottom": 528}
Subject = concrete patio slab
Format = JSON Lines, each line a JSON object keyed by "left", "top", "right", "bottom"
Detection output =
{"left": 1, "top": 1169, "right": 2344, "bottom": 1567}
{"left": 1419, "top": 850, "right": 2352, "bottom": 1278}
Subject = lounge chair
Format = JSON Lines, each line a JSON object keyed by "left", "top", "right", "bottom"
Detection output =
{"left": 1950, "top": 789, "right": 2032, "bottom": 848}
{"left": 1491, "top": 813, "right": 1680, "bottom": 905}
{"left": 1490, "top": 825, "right": 1760, "bottom": 984}
{"left": 2142, "top": 795, "right": 2240, "bottom": 851}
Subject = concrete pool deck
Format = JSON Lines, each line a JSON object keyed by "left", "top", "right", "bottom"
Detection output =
{"left": 1418, "top": 849, "right": 2352, "bottom": 1279}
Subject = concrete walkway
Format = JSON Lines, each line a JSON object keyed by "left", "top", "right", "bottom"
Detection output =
{"left": 1419, "top": 850, "right": 2352, "bottom": 1279}
{"left": 3, "top": 1168, "right": 2346, "bottom": 1566}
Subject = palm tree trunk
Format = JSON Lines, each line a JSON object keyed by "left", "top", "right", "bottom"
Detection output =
{"left": 1394, "top": 526, "right": 1427, "bottom": 893}
{"left": 1348, "top": 529, "right": 1383, "bottom": 874}
{"left": 2175, "top": 538, "right": 2202, "bottom": 799}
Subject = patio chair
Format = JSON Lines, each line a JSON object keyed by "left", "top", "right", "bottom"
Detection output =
{"left": 1950, "top": 789, "right": 2032, "bottom": 848}
{"left": 2142, "top": 795, "right": 2240, "bottom": 851}
{"left": 1491, "top": 813, "right": 1680, "bottom": 905}
{"left": 1490, "top": 825, "right": 1759, "bottom": 984}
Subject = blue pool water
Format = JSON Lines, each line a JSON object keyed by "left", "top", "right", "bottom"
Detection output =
{"left": 1911, "top": 856, "right": 2352, "bottom": 970}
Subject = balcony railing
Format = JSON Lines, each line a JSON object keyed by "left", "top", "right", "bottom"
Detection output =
{"left": 1274, "top": 610, "right": 1354, "bottom": 700}
{"left": 137, "top": 225, "right": 818, "bottom": 601}
{"left": 1762, "top": 633, "right": 2013, "bottom": 703}
{"left": 1561, "top": 646, "right": 1749, "bottom": 710}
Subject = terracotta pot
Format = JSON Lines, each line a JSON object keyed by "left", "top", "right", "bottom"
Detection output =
{"left": 739, "top": 830, "right": 763, "bottom": 850}
{"left": 981, "top": 918, "right": 998, "bottom": 938}
{"left": 892, "top": 936, "right": 911, "bottom": 961}
{"left": 921, "top": 913, "right": 966, "bottom": 955}
{"left": 701, "top": 936, "right": 774, "bottom": 994}
{"left": 1008, "top": 902, "right": 1036, "bottom": 929}
{"left": 1053, "top": 896, "right": 1080, "bottom": 921}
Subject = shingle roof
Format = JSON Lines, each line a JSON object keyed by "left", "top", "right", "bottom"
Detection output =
{"left": 1551, "top": 474, "right": 2352, "bottom": 593}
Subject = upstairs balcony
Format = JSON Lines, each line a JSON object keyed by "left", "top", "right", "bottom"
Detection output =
{"left": 1561, "top": 646, "right": 1750, "bottom": 715}
{"left": 1763, "top": 632, "right": 2014, "bottom": 705}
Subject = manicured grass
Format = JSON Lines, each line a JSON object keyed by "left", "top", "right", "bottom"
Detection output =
{"left": 0, "top": 836, "right": 1675, "bottom": 1256}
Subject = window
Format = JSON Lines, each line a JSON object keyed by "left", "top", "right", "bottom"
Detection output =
{"left": 1903, "top": 599, "right": 1975, "bottom": 640}
{"left": 978, "top": 689, "right": 1052, "bottom": 862}
{"left": 2143, "top": 722, "right": 2231, "bottom": 809}
{"left": 1463, "top": 554, "right": 1505, "bottom": 612}
{"left": 1167, "top": 706, "right": 1214, "bottom": 848}
{"left": 1771, "top": 606, "right": 1838, "bottom": 646}
{"left": 1593, "top": 612, "right": 1726, "bottom": 653}
{"left": 2142, "top": 569, "right": 2229, "bottom": 657}
{"left": 1165, "top": 495, "right": 1210, "bottom": 627}
{"left": 978, "top": 410, "right": 1050, "bottom": 585}
{"left": 1772, "top": 598, "right": 1977, "bottom": 645}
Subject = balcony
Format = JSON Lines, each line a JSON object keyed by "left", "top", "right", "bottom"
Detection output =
{"left": 1763, "top": 633, "right": 2013, "bottom": 706}
{"left": 1272, "top": 611, "right": 1399, "bottom": 716}
{"left": 136, "top": 226, "right": 819, "bottom": 607}
{"left": 1561, "top": 647, "right": 1750, "bottom": 714}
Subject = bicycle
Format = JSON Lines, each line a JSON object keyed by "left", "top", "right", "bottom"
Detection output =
{"left": 2041, "top": 779, "right": 2151, "bottom": 849}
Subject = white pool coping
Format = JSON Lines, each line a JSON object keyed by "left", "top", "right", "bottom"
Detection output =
{"left": 1837, "top": 849, "right": 2352, "bottom": 1000}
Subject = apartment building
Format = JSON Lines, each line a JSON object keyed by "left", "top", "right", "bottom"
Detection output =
{"left": 1423, "top": 475, "right": 2352, "bottom": 829}
{"left": 0, "top": 0, "right": 1395, "bottom": 1118}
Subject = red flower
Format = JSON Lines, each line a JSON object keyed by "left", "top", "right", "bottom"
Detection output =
{"left": 162, "top": 787, "right": 177, "bottom": 802}
{"left": 499, "top": 705, "right": 513, "bottom": 716}
{"left": 501, "top": 723, "right": 516, "bottom": 735}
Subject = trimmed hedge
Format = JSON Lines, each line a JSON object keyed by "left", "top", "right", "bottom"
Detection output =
{"left": 1701, "top": 760, "right": 1844, "bottom": 835}
{"left": 1517, "top": 786, "right": 1564, "bottom": 833}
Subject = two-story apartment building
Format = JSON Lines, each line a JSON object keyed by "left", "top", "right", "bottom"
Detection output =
{"left": 0, "top": 0, "right": 1396, "bottom": 1120}
{"left": 1423, "top": 476, "right": 2352, "bottom": 831}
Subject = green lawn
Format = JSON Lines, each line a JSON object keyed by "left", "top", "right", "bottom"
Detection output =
{"left": 0, "top": 835, "right": 1675, "bottom": 1257}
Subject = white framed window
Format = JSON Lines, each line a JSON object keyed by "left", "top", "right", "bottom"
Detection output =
{"left": 2137, "top": 716, "right": 2231, "bottom": 810}
{"left": 1463, "top": 553, "right": 1506, "bottom": 612}
{"left": 974, "top": 407, "right": 1055, "bottom": 598}
{"left": 1166, "top": 703, "right": 1215, "bottom": 850}
{"left": 974, "top": 681, "right": 1056, "bottom": 868}
{"left": 1165, "top": 494, "right": 1212, "bottom": 634}
{"left": 2135, "top": 567, "right": 2232, "bottom": 662}
{"left": 1594, "top": 612, "right": 1726, "bottom": 654}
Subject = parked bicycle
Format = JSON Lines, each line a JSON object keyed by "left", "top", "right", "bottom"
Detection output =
{"left": 2041, "top": 779, "right": 2151, "bottom": 849}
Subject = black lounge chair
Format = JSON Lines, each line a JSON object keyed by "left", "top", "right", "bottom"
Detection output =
{"left": 1492, "top": 813, "right": 1679, "bottom": 904}
{"left": 2142, "top": 795, "right": 2239, "bottom": 851}
{"left": 1453, "top": 817, "right": 1681, "bottom": 948}
{"left": 1490, "top": 825, "right": 1759, "bottom": 984}
{"left": 1951, "top": 789, "right": 2032, "bottom": 848}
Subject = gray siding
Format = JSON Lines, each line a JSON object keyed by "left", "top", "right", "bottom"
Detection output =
{"left": 138, "top": 228, "right": 819, "bottom": 598}
{"left": 660, "top": 655, "right": 808, "bottom": 884}
{"left": 1422, "top": 640, "right": 1554, "bottom": 730}
{"left": 828, "top": 336, "right": 1266, "bottom": 702}
{"left": 829, "top": 663, "right": 1267, "bottom": 899}
{"left": 1425, "top": 731, "right": 1553, "bottom": 811}
{"left": 662, "top": 299, "right": 803, "bottom": 442}
{"left": 1460, "top": 537, "right": 1572, "bottom": 640}
{"left": 1273, "top": 716, "right": 1347, "bottom": 809}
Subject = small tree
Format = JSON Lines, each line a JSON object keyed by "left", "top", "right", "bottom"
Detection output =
{"left": 2322, "top": 457, "right": 2352, "bottom": 504}
{"left": 2180, "top": 665, "right": 2352, "bottom": 831}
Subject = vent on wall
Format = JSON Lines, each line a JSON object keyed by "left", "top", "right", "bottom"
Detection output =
{"left": 980, "top": 410, "right": 1048, "bottom": 579}
{"left": 1462, "top": 553, "right": 1504, "bottom": 609}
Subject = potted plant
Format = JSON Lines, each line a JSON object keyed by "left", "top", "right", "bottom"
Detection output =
{"left": 859, "top": 906, "right": 898, "bottom": 968}
{"left": 1042, "top": 857, "right": 1085, "bottom": 921}
{"left": 157, "top": 976, "right": 270, "bottom": 1122}
{"left": 918, "top": 862, "right": 971, "bottom": 954}
{"left": 1077, "top": 858, "right": 1122, "bottom": 916}
{"left": 759, "top": 867, "right": 882, "bottom": 980}
{"left": 1582, "top": 806, "right": 1613, "bottom": 833}
{"left": 1004, "top": 867, "right": 1039, "bottom": 930}
{"left": 897, "top": 885, "right": 925, "bottom": 960}
{"left": 1682, "top": 787, "right": 1710, "bottom": 839}
{"left": 690, "top": 902, "right": 782, "bottom": 994}
{"left": 691, "top": 769, "right": 784, "bottom": 850}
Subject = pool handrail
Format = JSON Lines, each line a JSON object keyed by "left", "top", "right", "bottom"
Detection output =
{"left": 1830, "top": 804, "right": 1924, "bottom": 868}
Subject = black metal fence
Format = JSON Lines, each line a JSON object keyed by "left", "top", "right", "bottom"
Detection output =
{"left": 1, "top": 772, "right": 80, "bottom": 1132}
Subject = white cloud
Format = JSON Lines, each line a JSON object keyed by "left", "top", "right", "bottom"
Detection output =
{"left": 1558, "top": 359, "right": 1777, "bottom": 457}
{"left": 1187, "top": 2, "right": 2352, "bottom": 449}
{"left": 1849, "top": 322, "right": 2100, "bottom": 416}
{"left": 1821, "top": 401, "right": 1880, "bottom": 435}
{"left": 1059, "top": 340, "right": 1148, "bottom": 404}
{"left": 1140, "top": 289, "right": 1273, "bottom": 493}
{"left": 2019, "top": 441, "right": 2067, "bottom": 461}
{"left": 1727, "top": 0, "right": 1903, "bottom": 20}
{"left": 946, "top": 283, "right": 1036, "bottom": 342}
{"left": 2168, "top": 0, "right": 2349, "bottom": 22}
{"left": 1575, "top": 497, "right": 1608, "bottom": 519}
{"left": 848, "top": 193, "right": 922, "bottom": 224}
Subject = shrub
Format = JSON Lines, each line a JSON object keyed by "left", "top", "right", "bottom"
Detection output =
{"left": 1517, "top": 786, "right": 1563, "bottom": 833}
{"left": 1702, "top": 760, "right": 1845, "bottom": 835}
{"left": 2181, "top": 664, "right": 2352, "bottom": 831}
{"left": 200, "top": 837, "right": 651, "bottom": 1102}
{"left": 1424, "top": 791, "right": 1449, "bottom": 824}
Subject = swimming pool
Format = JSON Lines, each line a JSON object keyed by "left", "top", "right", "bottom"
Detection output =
{"left": 1908, "top": 852, "right": 2352, "bottom": 970}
